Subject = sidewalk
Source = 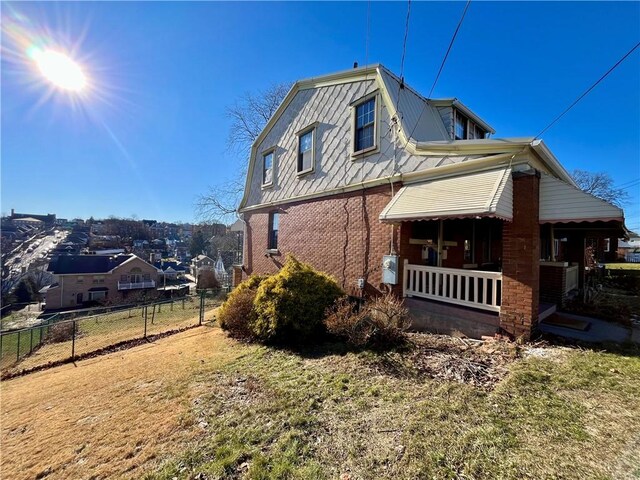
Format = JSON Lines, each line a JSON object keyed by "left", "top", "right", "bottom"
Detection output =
{"left": 539, "top": 312, "right": 638, "bottom": 344}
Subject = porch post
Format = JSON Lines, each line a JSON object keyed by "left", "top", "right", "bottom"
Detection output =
{"left": 499, "top": 171, "right": 541, "bottom": 340}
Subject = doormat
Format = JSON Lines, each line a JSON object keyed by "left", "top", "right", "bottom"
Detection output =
{"left": 542, "top": 314, "right": 591, "bottom": 331}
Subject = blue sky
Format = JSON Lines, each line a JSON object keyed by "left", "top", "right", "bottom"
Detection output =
{"left": 2, "top": 1, "right": 639, "bottom": 230}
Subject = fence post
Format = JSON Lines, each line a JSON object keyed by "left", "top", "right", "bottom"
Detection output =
{"left": 16, "top": 331, "right": 21, "bottom": 361}
{"left": 30, "top": 328, "right": 34, "bottom": 354}
{"left": 171, "top": 301, "right": 173, "bottom": 311}
{"left": 144, "top": 306, "right": 148, "bottom": 338}
{"left": 199, "top": 291, "right": 205, "bottom": 325}
{"left": 71, "top": 320, "right": 77, "bottom": 360}
{"left": 182, "top": 299, "right": 185, "bottom": 310}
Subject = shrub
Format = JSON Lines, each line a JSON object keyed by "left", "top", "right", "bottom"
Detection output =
{"left": 217, "top": 275, "right": 266, "bottom": 338}
{"left": 252, "top": 256, "right": 343, "bottom": 342}
{"left": 325, "top": 292, "right": 411, "bottom": 348}
{"left": 324, "top": 296, "right": 371, "bottom": 347}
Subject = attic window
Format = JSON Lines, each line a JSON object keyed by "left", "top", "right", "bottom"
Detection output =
{"left": 454, "top": 109, "right": 486, "bottom": 140}
{"left": 297, "top": 127, "right": 315, "bottom": 175}
{"left": 353, "top": 96, "right": 376, "bottom": 153}
{"left": 262, "top": 149, "right": 275, "bottom": 187}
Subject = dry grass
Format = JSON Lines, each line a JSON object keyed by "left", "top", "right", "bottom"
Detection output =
{"left": 2, "top": 326, "right": 640, "bottom": 480}
{"left": 1, "top": 326, "right": 239, "bottom": 480}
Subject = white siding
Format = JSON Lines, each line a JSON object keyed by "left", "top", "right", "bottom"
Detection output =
{"left": 379, "top": 168, "right": 513, "bottom": 221}
{"left": 244, "top": 78, "right": 476, "bottom": 209}
{"left": 539, "top": 174, "right": 624, "bottom": 223}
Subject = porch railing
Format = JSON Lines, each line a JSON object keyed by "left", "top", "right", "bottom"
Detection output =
{"left": 403, "top": 260, "right": 502, "bottom": 313}
{"left": 565, "top": 265, "right": 579, "bottom": 293}
{"left": 117, "top": 281, "right": 156, "bottom": 291}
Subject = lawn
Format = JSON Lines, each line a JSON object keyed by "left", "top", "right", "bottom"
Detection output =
{"left": 605, "top": 263, "right": 640, "bottom": 271}
{"left": 2, "top": 326, "right": 639, "bottom": 480}
{"left": 0, "top": 297, "right": 221, "bottom": 374}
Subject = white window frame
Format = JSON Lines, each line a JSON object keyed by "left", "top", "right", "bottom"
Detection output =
{"left": 261, "top": 147, "right": 276, "bottom": 188}
{"left": 296, "top": 124, "right": 317, "bottom": 176}
{"left": 351, "top": 92, "right": 380, "bottom": 158}
{"left": 89, "top": 290, "right": 107, "bottom": 301}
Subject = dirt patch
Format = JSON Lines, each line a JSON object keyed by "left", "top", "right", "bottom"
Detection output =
{"left": 0, "top": 326, "right": 243, "bottom": 480}
{"left": 370, "top": 333, "right": 519, "bottom": 388}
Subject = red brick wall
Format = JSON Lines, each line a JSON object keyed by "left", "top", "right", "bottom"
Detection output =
{"left": 242, "top": 184, "right": 401, "bottom": 296}
{"left": 499, "top": 172, "right": 541, "bottom": 339}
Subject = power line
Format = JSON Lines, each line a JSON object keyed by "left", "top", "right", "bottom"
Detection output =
{"left": 399, "top": 0, "right": 412, "bottom": 82}
{"left": 380, "top": 0, "right": 472, "bottom": 161}
{"left": 427, "top": 0, "right": 471, "bottom": 99}
{"left": 534, "top": 41, "right": 640, "bottom": 140}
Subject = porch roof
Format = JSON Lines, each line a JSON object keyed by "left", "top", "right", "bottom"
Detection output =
{"left": 539, "top": 173, "right": 625, "bottom": 224}
{"left": 379, "top": 167, "right": 513, "bottom": 222}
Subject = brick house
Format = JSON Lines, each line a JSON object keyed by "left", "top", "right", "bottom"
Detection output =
{"left": 236, "top": 64, "right": 627, "bottom": 339}
{"left": 44, "top": 254, "right": 159, "bottom": 310}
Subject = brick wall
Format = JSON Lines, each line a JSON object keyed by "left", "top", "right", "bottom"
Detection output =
{"left": 499, "top": 172, "right": 541, "bottom": 339}
{"left": 242, "top": 184, "right": 401, "bottom": 296}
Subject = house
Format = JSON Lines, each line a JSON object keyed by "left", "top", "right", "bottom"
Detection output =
{"left": 153, "top": 260, "right": 189, "bottom": 281}
{"left": 191, "top": 254, "right": 215, "bottom": 279}
{"left": 9, "top": 209, "right": 56, "bottom": 226}
{"left": 618, "top": 236, "right": 640, "bottom": 262}
{"left": 44, "top": 254, "right": 160, "bottom": 310}
{"left": 236, "top": 64, "right": 627, "bottom": 340}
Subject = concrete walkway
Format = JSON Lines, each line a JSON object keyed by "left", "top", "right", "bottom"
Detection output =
{"left": 539, "top": 312, "right": 638, "bottom": 344}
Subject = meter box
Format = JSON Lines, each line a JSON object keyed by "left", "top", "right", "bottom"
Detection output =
{"left": 382, "top": 255, "right": 399, "bottom": 285}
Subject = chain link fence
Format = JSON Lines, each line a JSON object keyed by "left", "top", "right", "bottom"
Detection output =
{"left": 0, "top": 291, "right": 222, "bottom": 378}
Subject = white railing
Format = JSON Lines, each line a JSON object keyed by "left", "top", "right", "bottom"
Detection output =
{"left": 626, "top": 252, "right": 640, "bottom": 263}
{"left": 565, "top": 265, "right": 579, "bottom": 293}
{"left": 118, "top": 280, "right": 156, "bottom": 290}
{"left": 403, "top": 260, "right": 502, "bottom": 313}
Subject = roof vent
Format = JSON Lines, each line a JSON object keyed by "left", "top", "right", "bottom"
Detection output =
{"left": 353, "top": 61, "right": 358, "bottom": 69}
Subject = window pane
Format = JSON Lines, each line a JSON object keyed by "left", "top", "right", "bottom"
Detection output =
{"left": 356, "top": 124, "right": 374, "bottom": 151}
{"left": 269, "top": 212, "right": 279, "bottom": 249}
{"left": 263, "top": 152, "right": 273, "bottom": 184}
{"left": 298, "top": 130, "right": 313, "bottom": 172}
{"left": 356, "top": 98, "right": 375, "bottom": 128}
{"left": 455, "top": 115, "right": 467, "bottom": 140}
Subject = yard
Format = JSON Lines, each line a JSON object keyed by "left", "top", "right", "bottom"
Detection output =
{"left": 1, "top": 326, "right": 639, "bottom": 480}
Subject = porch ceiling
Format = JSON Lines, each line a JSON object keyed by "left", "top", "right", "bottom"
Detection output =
{"left": 539, "top": 173, "right": 625, "bottom": 225}
{"left": 379, "top": 167, "right": 513, "bottom": 222}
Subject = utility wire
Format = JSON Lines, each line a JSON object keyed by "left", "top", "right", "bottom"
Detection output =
{"left": 534, "top": 41, "right": 640, "bottom": 139}
{"left": 380, "top": 0, "right": 472, "bottom": 161}
{"left": 399, "top": 0, "right": 412, "bottom": 82}
{"left": 427, "top": 0, "right": 471, "bottom": 99}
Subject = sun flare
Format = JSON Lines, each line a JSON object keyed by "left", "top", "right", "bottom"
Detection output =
{"left": 31, "top": 49, "right": 87, "bottom": 91}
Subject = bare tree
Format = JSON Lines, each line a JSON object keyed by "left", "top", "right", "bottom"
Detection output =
{"left": 571, "top": 169, "right": 629, "bottom": 207}
{"left": 196, "top": 82, "right": 292, "bottom": 224}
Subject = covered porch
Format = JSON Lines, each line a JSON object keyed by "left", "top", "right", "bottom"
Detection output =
{"left": 380, "top": 166, "right": 627, "bottom": 339}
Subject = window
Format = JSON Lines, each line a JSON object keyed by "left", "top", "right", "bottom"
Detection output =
{"left": 354, "top": 97, "right": 376, "bottom": 152}
{"left": 262, "top": 150, "right": 274, "bottom": 186}
{"left": 297, "top": 129, "right": 314, "bottom": 174}
{"left": 89, "top": 290, "right": 107, "bottom": 301}
{"left": 604, "top": 238, "right": 610, "bottom": 253}
{"left": 77, "top": 276, "right": 84, "bottom": 284}
{"left": 454, "top": 111, "right": 468, "bottom": 140}
{"left": 454, "top": 109, "right": 486, "bottom": 140}
{"left": 93, "top": 275, "right": 105, "bottom": 284}
{"left": 268, "top": 212, "right": 279, "bottom": 250}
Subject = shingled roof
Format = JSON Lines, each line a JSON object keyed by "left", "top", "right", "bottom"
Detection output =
{"left": 47, "top": 254, "right": 134, "bottom": 274}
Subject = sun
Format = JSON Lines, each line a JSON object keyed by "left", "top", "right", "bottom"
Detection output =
{"left": 31, "top": 49, "right": 87, "bottom": 91}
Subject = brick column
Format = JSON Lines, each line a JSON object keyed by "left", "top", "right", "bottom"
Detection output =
{"left": 500, "top": 171, "right": 541, "bottom": 340}
{"left": 232, "top": 265, "right": 244, "bottom": 287}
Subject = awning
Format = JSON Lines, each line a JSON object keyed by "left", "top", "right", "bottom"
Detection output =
{"left": 539, "top": 174, "right": 624, "bottom": 224}
{"left": 379, "top": 167, "right": 513, "bottom": 222}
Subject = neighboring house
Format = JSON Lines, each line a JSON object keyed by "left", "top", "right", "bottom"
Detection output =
{"left": 44, "top": 254, "right": 160, "bottom": 310}
{"left": 237, "top": 64, "right": 628, "bottom": 340}
{"left": 154, "top": 260, "right": 189, "bottom": 281}
{"left": 618, "top": 237, "right": 640, "bottom": 262}
{"left": 191, "top": 254, "right": 215, "bottom": 279}
{"left": 9, "top": 209, "right": 56, "bottom": 225}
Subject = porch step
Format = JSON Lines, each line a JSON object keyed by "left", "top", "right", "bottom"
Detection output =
{"left": 538, "top": 303, "right": 556, "bottom": 322}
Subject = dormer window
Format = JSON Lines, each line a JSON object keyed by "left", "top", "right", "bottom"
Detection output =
{"left": 454, "top": 109, "right": 486, "bottom": 140}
